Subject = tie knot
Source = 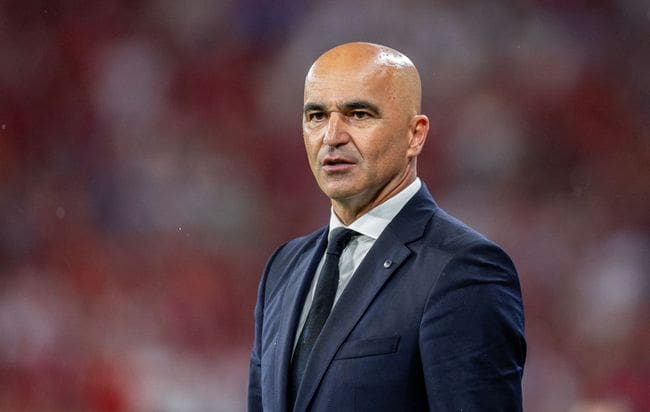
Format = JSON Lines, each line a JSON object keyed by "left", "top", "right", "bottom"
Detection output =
{"left": 326, "top": 228, "right": 357, "bottom": 256}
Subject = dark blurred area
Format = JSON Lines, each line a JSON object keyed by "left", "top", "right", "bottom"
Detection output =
{"left": 0, "top": 0, "right": 648, "bottom": 411}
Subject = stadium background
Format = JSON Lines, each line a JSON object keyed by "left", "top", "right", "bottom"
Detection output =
{"left": 0, "top": 0, "right": 648, "bottom": 411}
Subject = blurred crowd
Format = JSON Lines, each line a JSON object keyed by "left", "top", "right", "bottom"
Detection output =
{"left": 0, "top": 0, "right": 648, "bottom": 411}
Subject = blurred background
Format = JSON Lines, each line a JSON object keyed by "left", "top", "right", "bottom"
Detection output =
{"left": 0, "top": 0, "right": 648, "bottom": 411}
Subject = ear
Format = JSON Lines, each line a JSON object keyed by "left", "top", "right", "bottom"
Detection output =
{"left": 407, "top": 115, "right": 429, "bottom": 158}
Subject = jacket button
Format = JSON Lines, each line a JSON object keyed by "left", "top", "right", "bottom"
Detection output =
{"left": 383, "top": 259, "right": 392, "bottom": 268}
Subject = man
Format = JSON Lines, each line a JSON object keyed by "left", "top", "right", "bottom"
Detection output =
{"left": 248, "top": 42, "right": 526, "bottom": 411}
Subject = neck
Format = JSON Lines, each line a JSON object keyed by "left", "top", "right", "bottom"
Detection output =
{"left": 331, "top": 168, "right": 416, "bottom": 226}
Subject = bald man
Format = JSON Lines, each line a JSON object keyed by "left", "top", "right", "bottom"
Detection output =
{"left": 248, "top": 43, "right": 526, "bottom": 412}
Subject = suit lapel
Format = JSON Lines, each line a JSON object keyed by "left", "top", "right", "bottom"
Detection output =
{"left": 274, "top": 229, "right": 328, "bottom": 411}
{"left": 294, "top": 185, "right": 438, "bottom": 411}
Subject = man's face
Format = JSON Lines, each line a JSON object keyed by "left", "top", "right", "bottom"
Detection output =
{"left": 303, "top": 65, "right": 415, "bottom": 206}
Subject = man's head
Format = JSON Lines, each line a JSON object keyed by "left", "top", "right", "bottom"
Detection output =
{"left": 303, "top": 42, "right": 429, "bottom": 224}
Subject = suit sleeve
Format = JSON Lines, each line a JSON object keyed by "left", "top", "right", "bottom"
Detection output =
{"left": 248, "top": 243, "right": 288, "bottom": 412}
{"left": 420, "top": 241, "right": 526, "bottom": 411}
{"left": 247, "top": 267, "right": 265, "bottom": 412}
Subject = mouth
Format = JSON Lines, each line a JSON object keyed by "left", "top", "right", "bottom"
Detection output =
{"left": 321, "top": 156, "right": 356, "bottom": 172}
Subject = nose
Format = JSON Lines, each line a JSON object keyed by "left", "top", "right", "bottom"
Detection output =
{"left": 323, "top": 112, "right": 350, "bottom": 147}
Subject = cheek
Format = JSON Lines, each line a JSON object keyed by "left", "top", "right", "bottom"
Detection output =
{"left": 371, "top": 143, "right": 409, "bottom": 172}
{"left": 303, "top": 134, "right": 319, "bottom": 156}
{"left": 363, "top": 134, "right": 401, "bottom": 161}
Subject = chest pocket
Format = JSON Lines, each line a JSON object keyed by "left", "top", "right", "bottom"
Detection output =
{"left": 334, "top": 335, "right": 400, "bottom": 360}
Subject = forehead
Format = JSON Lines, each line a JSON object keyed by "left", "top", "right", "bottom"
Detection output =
{"left": 304, "top": 66, "right": 395, "bottom": 106}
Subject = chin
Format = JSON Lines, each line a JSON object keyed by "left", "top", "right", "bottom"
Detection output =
{"left": 320, "top": 183, "right": 365, "bottom": 202}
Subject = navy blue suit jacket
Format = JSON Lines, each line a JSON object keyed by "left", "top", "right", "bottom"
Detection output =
{"left": 248, "top": 185, "right": 526, "bottom": 411}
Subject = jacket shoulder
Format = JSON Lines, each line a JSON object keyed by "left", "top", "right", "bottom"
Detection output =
{"left": 260, "top": 226, "right": 327, "bottom": 297}
{"left": 397, "top": 183, "right": 498, "bottom": 254}
{"left": 271, "top": 226, "right": 326, "bottom": 266}
{"left": 426, "top": 207, "right": 496, "bottom": 252}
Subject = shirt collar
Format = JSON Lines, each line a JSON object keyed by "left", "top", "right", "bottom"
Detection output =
{"left": 328, "top": 178, "right": 422, "bottom": 240}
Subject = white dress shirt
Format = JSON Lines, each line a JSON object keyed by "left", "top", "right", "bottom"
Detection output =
{"left": 294, "top": 178, "right": 422, "bottom": 349}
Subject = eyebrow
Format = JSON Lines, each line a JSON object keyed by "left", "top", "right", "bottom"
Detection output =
{"left": 303, "top": 100, "right": 381, "bottom": 116}
{"left": 339, "top": 100, "right": 381, "bottom": 116}
{"left": 304, "top": 102, "right": 326, "bottom": 113}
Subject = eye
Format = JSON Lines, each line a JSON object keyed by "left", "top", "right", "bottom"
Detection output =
{"left": 350, "top": 111, "right": 370, "bottom": 120}
{"left": 307, "top": 111, "right": 327, "bottom": 122}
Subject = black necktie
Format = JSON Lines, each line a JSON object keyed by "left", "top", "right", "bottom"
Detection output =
{"left": 290, "top": 228, "right": 357, "bottom": 407}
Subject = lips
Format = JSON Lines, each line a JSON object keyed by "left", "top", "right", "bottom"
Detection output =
{"left": 321, "top": 155, "right": 356, "bottom": 172}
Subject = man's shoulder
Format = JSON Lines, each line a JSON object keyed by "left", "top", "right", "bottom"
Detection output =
{"left": 408, "top": 200, "right": 513, "bottom": 266}
{"left": 396, "top": 184, "right": 489, "bottom": 249}
{"left": 383, "top": 183, "right": 502, "bottom": 255}
{"left": 258, "top": 226, "right": 326, "bottom": 297}
{"left": 284, "top": 225, "right": 327, "bottom": 249}
{"left": 267, "top": 225, "right": 327, "bottom": 266}
{"left": 429, "top": 207, "right": 488, "bottom": 247}
{"left": 422, "top": 206, "right": 518, "bottom": 276}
